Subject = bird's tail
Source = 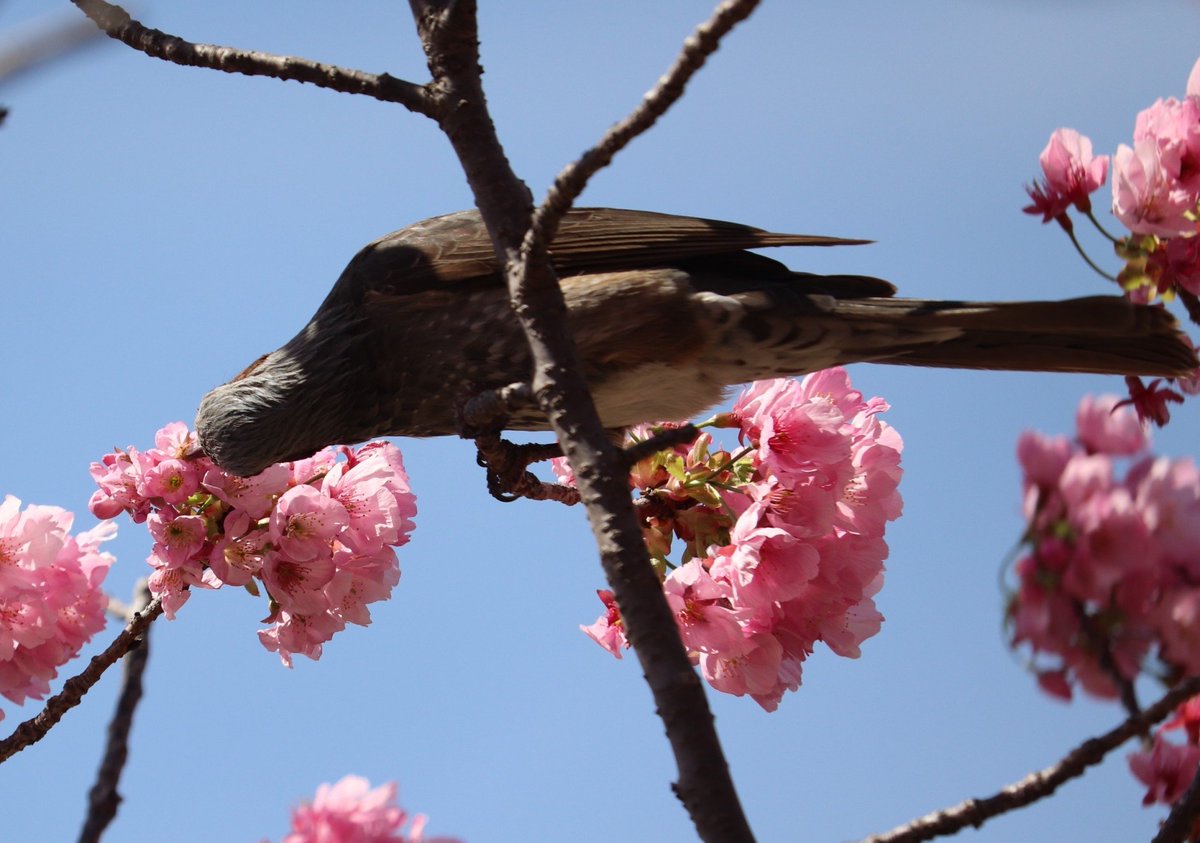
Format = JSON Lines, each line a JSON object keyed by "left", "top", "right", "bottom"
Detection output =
{"left": 831, "top": 296, "right": 1196, "bottom": 376}
{"left": 711, "top": 293, "right": 1197, "bottom": 380}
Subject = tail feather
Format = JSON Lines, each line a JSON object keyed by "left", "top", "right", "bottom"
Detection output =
{"left": 827, "top": 296, "right": 1196, "bottom": 377}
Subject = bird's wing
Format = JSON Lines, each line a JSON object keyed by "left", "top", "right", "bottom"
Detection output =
{"left": 340, "top": 207, "right": 870, "bottom": 298}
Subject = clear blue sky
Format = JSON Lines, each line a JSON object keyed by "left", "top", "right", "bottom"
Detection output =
{"left": 3, "top": 2, "right": 1199, "bottom": 841}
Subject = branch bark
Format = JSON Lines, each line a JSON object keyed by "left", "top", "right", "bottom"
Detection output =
{"left": 410, "top": 1, "right": 758, "bottom": 839}
{"left": 0, "top": 594, "right": 163, "bottom": 764}
{"left": 78, "top": 580, "right": 154, "bottom": 843}
{"left": 860, "top": 676, "right": 1200, "bottom": 843}
{"left": 69, "top": 0, "right": 432, "bottom": 112}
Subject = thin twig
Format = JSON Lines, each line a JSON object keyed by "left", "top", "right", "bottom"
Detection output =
{"left": 1066, "top": 225, "right": 1119, "bottom": 283}
{"left": 68, "top": 0, "right": 432, "bottom": 112}
{"left": 78, "top": 580, "right": 154, "bottom": 843}
{"left": 0, "top": 594, "right": 163, "bottom": 764}
{"left": 860, "top": 676, "right": 1200, "bottom": 843}
{"left": 1075, "top": 604, "right": 1141, "bottom": 718}
{"left": 528, "top": 0, "right": 762, "bottom": 249}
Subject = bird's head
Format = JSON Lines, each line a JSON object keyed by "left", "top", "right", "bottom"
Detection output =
{"left": 196, "top": 314, "right": 370, "bottom": 477}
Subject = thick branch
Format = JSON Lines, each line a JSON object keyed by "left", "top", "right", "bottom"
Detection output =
{"left": 69, "top": 0, "right": 432, "bottom": 112}
{"left": 0, "top": 594, "right": 163, "bottom": 764}
{"left": 861, "top": 676, "right": 1200, "bottom": 843}
{"left": 78, "top": 580, "right": 154, "bottom": 843}
{"left": 411, "top": 1, "right": 759, "bottom": 840}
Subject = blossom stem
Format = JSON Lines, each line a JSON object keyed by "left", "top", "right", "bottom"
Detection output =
{"left": 1085, "top": 209, "right": 1119, "bottom": 243}
{"left": 688, "top": 446, "right": 754, "bottom": 487}
{"left": 1066, "top": 226, "right": 1119, "bottom": 283}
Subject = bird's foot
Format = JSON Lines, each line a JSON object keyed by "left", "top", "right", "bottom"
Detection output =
{"left": 459, "top": 382, "right": 580, "bottom": 505}
{"left": 474, "top": 433, "right": 579, "bottom": 505}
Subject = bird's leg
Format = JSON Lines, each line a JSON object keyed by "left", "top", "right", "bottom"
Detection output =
{"left": 459, "top": 382, "right": 581, "bottom": 505}
{"left": 473, "top": 433, "right": 580, "bottom": 504}
{"left": 459, "top": 386, "right": 700, "bottom": 504}
{"left": 458, "top": 381, "right": 536, "bottom": 434}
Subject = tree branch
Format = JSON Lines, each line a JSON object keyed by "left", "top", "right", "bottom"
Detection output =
{"left": 68, "top": 0, "right": 432, "bottom": 112}
{"left": 0, "top": 593, "right": 163, "bottom": 764}
{"left": 78, "top": 580, "right": 154, "bottom": 843}
{"left": 411, "top": 1, "right": 759, "bottom": 840}
{"left": 531, "top": 0, "right": 761, "bottom": 244}
{"left": 860, "top": 676, "right": 1200, "bottom": 843}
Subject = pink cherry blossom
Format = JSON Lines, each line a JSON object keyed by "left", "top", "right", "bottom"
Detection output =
{"left": 259, "top": 609, "right": 346, "bottom": 668}
{"left": 1134, "top": 96, "right": 1200, "bottom": 197}
{"left": 92, "top": 423, "right": 416, "bottom": 661}
{"left": 322, "top": 457, "right": 403, "bottom": 556}
{"left": 710, "top": 505, "right": 819, "bottom": 610}
{"left": 1164, "top": 695, "right": 1200, "bottom": 744}
{"left": 208, "top": 521, "right": 268, "bottom": 587}
{"left": 1135, "top": 456, "right": 1200, "bottom": 562}
{"left": 262, "top": 552, "right": 337, "bottom": 615}
{"left": 324, "top": 546, "right": 401, "bottom": 626}
{"left": 154, "top": 421, "right": 198, "bottom": 459}
{"left": 1024, "top": 128, "right": 1109, "bottom": 222}
{"left": 1129, "top": 735, "right": 1200, "bottom": 806}
{"left": 274, "top": 775, "right": 460, "bottom": 843}
{"left": 700, "top": 631, "right": 787, "bottom": 709}
{"left": 147, "top": 511, "right": 208, "bottom": 568}
{"left": 1010, "top": 394, "right": 1200, "bottom": 704}
{"left": 1112, "top": 140, "right": 1197, "bottom": 238}
{"left": 581, "top": 590, "right": 628, "bottom": 659}
{"left": 1017, "top": 431, "right": 1074, "bottom": 489}
{"left": 139, "top": 458, "right": 200, "bottom": 505}
{"left": 0, "top": 497, "right": 114, "bottom": 717}
{"left": 1075, "top": 394, "right": 1148, "bottom": 456}
{"left": 585, "top": 369, "right": 902, "bottom": 710}
{"left": 549, "top": 456, "right": 576, "bottom": 488}
{"left": 1118, "top": 376, "right": 1185, "bottom": 427}
{"left": 270, "top": 485, "right": 348, "bottom": 563}
{"left": 1145, "top": 223, "right": 1200, "bottom": 298}
{"left": 202, "top": 464, "right": 290, "bottom": 520}
{"left": 663, "top": 559, "right": 747, "bottom": 655}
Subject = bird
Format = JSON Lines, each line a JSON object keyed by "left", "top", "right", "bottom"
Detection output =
{"left": 196, "top": 207, "right": 1198, "bottom": 477}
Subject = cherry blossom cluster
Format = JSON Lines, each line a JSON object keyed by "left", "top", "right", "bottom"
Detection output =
{"left": 272, "top": 775, "right": 460, "bottom": 843}
{"left": 1023, "top": 58, "right": 1200, "bottom": 423}
{"left": 89, "top": 423, "right": 416, "bottom": 667}
{"left": 1129, "top": 695, "right": 1200, "bottom": 822}
{"left": 1024, "top": 57, "right": 1200, "bottom": 297}
{"left": 1009, "top": 395, "right": 1200, "bottom": 701}
{"left": 573, "top": 368, "right": 903, "bottom": 711}
{"left": 0, "top": 495, "right": 114, "bottom": 720}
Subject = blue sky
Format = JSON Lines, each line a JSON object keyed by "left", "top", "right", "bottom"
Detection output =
{"left": 3, "top": 2, "right": 1200, "bottom": 841}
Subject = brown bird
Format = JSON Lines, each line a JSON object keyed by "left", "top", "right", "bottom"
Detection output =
{"left": 195, "top": 208, "right": 1198, "bottom": 477}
